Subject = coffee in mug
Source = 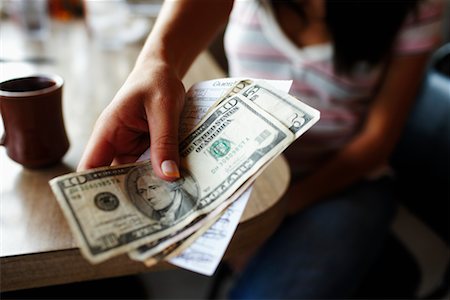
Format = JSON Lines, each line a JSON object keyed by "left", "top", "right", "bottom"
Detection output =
{"left": 0, "top": 74, "right": 70, "bottom": 168}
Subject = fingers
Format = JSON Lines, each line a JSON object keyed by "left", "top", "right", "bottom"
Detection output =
{"left": 78, "top": 66, "right": 185, "bottom": 180}
{"left": 77, "top": 105, "right": 150, "bottom": 171}
{"left": 148, "top": 105, "right": 182, "bottom": 181}
{"left": 77, "top": 122, "right": 116, "bottom": 171}
{"left": 142, "top": 73, "right": 185, "bottom": 181}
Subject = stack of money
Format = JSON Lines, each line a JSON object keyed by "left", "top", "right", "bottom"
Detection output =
{"left": 49, "top": 79, "right": 320, "bottom": 266}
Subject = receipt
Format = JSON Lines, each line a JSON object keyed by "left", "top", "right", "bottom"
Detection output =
{"left": 138, "top": 78, "right": 291, "bottom": 276}
{"left": 179, "top": 77, "right": 292, "bottom": 139}
{"left": 168, "top": 78, "right": 292, "bottom": 276}
{"left": 169, "top": 188, "right": 251, "bottom": 275}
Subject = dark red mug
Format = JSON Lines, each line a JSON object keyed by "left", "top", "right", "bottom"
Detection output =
{"left": 0, "top": 74, "right": 69, "bottom": 168}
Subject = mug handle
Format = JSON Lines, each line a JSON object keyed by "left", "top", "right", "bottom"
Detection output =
{"left": 0, "top": 109, "right": 4, "bottom": 146}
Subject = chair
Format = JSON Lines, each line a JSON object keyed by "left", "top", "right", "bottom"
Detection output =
{"left": 357, "top": 43, "right": 450, "bottom": 299}
{"left": 206, "top": 41, "right": 450, "bottom": 299}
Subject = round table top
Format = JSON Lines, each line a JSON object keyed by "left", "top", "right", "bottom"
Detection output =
{"left": 1, "top": 20, "right": 291, "bottom": 292}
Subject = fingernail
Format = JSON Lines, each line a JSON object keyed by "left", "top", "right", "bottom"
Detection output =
{"left": 161, "top": 160, "right": 180, "bottom": 178}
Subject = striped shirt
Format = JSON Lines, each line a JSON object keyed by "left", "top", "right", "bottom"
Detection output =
{"left": 224, "top": 0, "right": 444, "bottom": 177}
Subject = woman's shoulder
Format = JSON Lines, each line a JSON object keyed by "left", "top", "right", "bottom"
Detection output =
{"left": 228, "top": 0, "right": 262, "bottom": 25}
{"left": 393, "top": 0, "right": 446, "bottom": 54}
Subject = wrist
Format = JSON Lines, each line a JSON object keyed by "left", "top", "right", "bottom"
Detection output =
{"left": 136, "top": 36, "right": 189, "bottom": 80}
{"left": 135, "top": 44, "right": 174, "bottom": 73}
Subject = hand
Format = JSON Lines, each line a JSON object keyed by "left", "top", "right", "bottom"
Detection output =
{"left": 78, "top": 59, "right": 186, "bottom": 181}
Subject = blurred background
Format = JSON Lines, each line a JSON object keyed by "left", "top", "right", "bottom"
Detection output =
{"left": 0, "top": 0, "right": 449, "bottom": 299}
{"left": 0, "top": 0, "right": 162, "bottom": 48}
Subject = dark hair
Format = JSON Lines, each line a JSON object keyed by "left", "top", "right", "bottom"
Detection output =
{"left": 270, "top": 0, "right": 420, "bottom": 74}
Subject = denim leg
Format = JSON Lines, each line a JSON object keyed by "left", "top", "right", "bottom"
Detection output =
{"left": 229, "top": 177, "right": 397, "bottom": 299}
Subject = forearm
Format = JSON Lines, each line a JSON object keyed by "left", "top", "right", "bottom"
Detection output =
{"left": 289, "top": 131, "right": 391, "bottom": 213}
{"left": 137, "top": 0, "right": 234, "bottom": 78}
{"left": 289, "top": 54, "right": 430, "bottom": 214}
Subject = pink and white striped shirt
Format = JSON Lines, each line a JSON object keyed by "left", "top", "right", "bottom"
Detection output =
{"left": 224, "top": 0, "right": 444, "bottom": 177}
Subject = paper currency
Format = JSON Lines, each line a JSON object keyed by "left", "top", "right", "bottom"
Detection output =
{"left": 127, "top": 193, "right": 235, "bottom": 262}
{"left": 127, "top": 80, "right": 320, "bottom": 264}
{"left": 50, "top": 94, "right": 294, "bottom": 263}
{"left": 168, "top": 188, "right": 251, "bottom": 276}
{"left": 130, "top": 78, "right": 292, "bottom": 273}
{"left": 179, "top": 78, "right": 292, "bottom": 138}
{"left": 215, "top": 80, "right": 320, "bottom": 138}
{"left": 141, "top": 206, "right": 226, "bottom": 268}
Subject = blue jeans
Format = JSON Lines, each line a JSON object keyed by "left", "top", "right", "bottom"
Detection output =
{"left": 229, "top": 177, "right": 397, "bottom": 299}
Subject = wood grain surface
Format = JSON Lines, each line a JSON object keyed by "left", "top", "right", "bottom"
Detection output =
{"left": 0, "top": 20, "right": 290, "bottom": 292}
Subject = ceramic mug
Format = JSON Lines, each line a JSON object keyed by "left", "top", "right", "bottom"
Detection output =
{"left": 0, "top": 74, "right": 69, "bottom": 168}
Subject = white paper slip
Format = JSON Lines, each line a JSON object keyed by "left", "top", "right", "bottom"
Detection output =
{"left": 179, "top": 77, "right": 292, "bottom": 138}
{"left": 169, "top": 188, "right": 251, "bottom": 276}
{"left": 137, "top": 77, "right": 292, "bottom": 276}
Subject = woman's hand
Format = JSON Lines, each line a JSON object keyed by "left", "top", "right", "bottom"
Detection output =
{"left": 78, "top": 59, "right": 186, "bottom": 181}
{"left": 77, "top": 0, "right": 233, "bottom": 180}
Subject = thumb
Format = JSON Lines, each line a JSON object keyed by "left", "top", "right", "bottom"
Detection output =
{"left": 148, "top": 109, "right": 181, "bottom": 181}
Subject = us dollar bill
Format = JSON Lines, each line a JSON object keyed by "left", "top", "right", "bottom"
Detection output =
{"left": 216, "top": 80, "right": 320, "bottom": 139}
{"left": 50, "top": 95, "right": 294, "bottom": 263}
{"left": 205, "top": 79, "right": 254, "bottom": 115}
{"left": 128, "top": 194, "right": 234, "bottom": 262}
{"left": 129, "top": 93, "right": 299, "bottom": 261}
{"left": 127, "top": 80, "right": 321, "bottom": 263}
{"left": 127, "top": 173, "right": 252, "bottom": 262}
{"left": 140, "top": 209, "right": 225, "bottom": 267}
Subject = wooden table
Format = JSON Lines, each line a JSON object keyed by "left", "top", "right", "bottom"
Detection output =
{"left": 0, "top": 20, "right": 290, "bottom": 292}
